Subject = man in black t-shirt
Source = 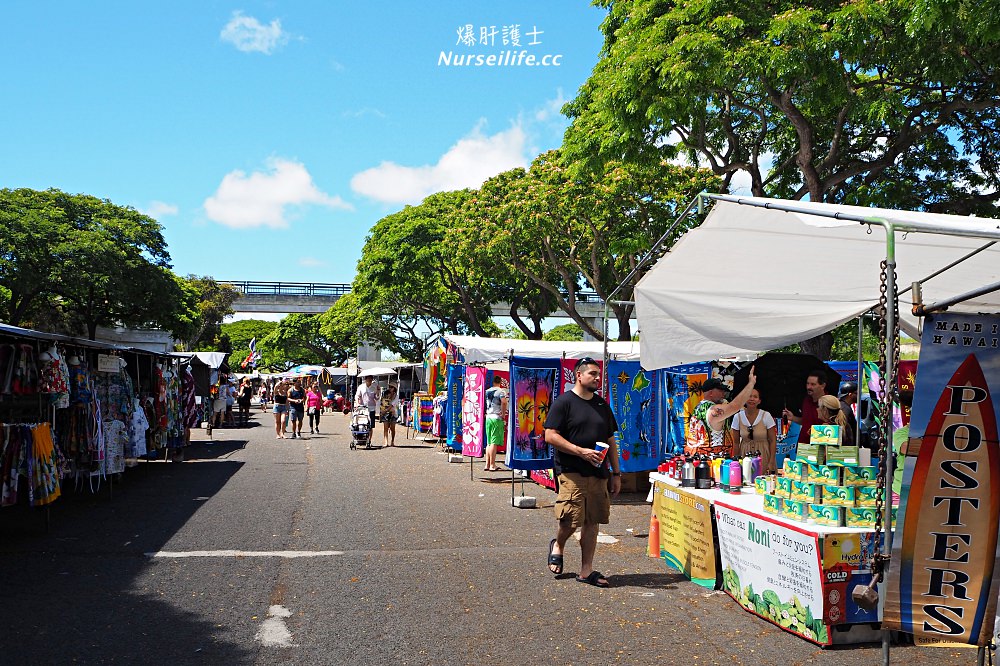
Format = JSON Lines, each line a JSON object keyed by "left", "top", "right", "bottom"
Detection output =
{"left": 543, "top": 357, "right": 619, "bottom": 588}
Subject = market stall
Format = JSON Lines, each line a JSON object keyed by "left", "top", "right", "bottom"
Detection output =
{"left": 634, "top": 195, "right": 1000, "bottom": 655}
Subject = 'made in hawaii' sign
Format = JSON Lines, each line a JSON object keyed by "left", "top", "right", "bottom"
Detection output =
{"left": 884, "top": 313, "right": 1000, "bottom": 646}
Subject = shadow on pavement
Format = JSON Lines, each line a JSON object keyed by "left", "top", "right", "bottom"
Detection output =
{"left": 183, "top": 438, "right": 247, "bottom": 460}
{"left": 609, "top": 571, "right": 687, "bottom": 590}
{"left": 0, "top": 454, "right": 254, "bottom": 665}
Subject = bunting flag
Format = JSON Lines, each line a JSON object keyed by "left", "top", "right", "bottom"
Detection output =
{"left": 505, "top": 356, "right": 560, "bottom": 471}
{"left": 898, "top": 360, "right": 919, "bottom": 425}
{"left": 607, "top": 359, "right": 659, "bottom": 472}
{"left": 461, "top": 366, "right": 487, "bottom": 458}
{"left": 445, "top": 364, "right": 465, "bottom": 450}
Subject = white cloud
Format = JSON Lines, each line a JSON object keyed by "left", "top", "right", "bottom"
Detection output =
{"left": 342, "top": 107, "right": 386, "bottom": 119}
{"left": 298, "top": 257, "right": 327, "bottom": 268}
{"left": 142, "top": 201, "right": 178, "bottom": 218}
{"left": 350, "top": 122, "right": 528, "bottom": 205}
{"left": 534, "top": 88, "right": 566, "bottom": 122}
{"left": 204, "top": 158, "right": 352, "bottom": 229}
{"left": 220, "top": 11, "right": 288, "bottom": 54}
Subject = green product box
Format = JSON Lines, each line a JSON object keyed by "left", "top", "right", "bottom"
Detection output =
{"left": 776, "top": 476, "right": 793, "bottom": 499}
{"left": 825, "top": 445, "right": 860, "bottom": 467}
{"left": 782, "top": 498, "right": 808, "bottom": 522}
{"left": 806, "top": 464, "right": 842, "bottom": 485}
{"left": 843, "top": 466, "right": 879, "bottom": 486}
{"left": 792, "top": 481, "right": 821, "bottom": 503}
{"left": 784, "top": 459, "right": 808, "bottom": 480}
{"left": 845, "top": 507, "right": 878, "bottom": 528}
{"left": 754, "top": 475, "right": 768, "bottom": 495}
{"left": 796, "top": 443, "right": 825, "bottom": 465}
{"left": 808, "top": 504, "right": 845, "bottom": 527}
{"left": 855, "top": 486, "right": 880, "bottom": 507}
{"left": 821, "top": 484, "right": 856, "bottom": 507}
{"left": 810, "top": 424, "right": 842, "bottom": 447}
{"left": 763, "top": 494, "right": 783, "bottom": 515}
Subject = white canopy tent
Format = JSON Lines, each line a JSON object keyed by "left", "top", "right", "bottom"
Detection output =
{"left": 635, "top": 196, "right": 1000, "bottom": 370}
{"left": 443, "top": 334, "right": 640, "bottom": 364}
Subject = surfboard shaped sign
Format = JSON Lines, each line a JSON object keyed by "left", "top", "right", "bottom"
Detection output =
{"left": 885, "top": 345, "right": 1000, "bottom": 646}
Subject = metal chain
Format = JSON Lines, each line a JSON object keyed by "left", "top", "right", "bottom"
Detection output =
{"left": 871, "top": 259, "right": 899, "bottom": 577}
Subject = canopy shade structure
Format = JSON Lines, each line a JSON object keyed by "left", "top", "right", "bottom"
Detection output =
{"left": 443, "top": 334, "right": 641, "bottom": 364}
{"left": 635, "top": 196, "right": 1000, "bottom": 370}
{"left": 357, "top": 366, "right": 397, "bottom": 377}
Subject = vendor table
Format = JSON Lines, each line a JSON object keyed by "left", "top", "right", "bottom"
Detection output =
{"left": 649, "top": 473, "right": 884, "bottom": 646}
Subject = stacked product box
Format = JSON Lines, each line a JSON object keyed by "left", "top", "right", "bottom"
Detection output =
{"left": 757, "top": 457, "right": 885, "bottom": 527}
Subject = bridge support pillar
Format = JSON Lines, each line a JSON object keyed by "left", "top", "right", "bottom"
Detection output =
{"left": 357, "top": 341, "right": 381, "bottom": 362}
{"left": 582, "top": 317, "right": 603, "bottom": 342}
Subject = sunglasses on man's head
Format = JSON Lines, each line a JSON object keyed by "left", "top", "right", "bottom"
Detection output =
{"left": 574, "top": 357, "right": 597, "bottom": 371}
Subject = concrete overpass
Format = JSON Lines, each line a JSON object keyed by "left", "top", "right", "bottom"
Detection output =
{"left": 221, "top": 281, "right": 612, "bottom": 319}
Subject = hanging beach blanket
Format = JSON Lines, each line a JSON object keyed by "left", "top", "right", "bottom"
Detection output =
{"left": 663, "top": 362, "right": 711, "bottom": 454}
{"left": 505, "top": 356, "right": 560, "bottom": 471}
{"left": 461, "top": 366, "right": 486, "bottom": 458}
{"left": 607, "top": 359, "right": 659, "bottom": 472}
{"left": 445, "top": 364, "right": 465, "bottom": 450}
{"left": 418, "top": 394, "right": 434, "bottom": 432}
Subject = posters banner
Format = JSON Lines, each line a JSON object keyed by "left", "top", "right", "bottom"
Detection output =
{"left": 715, "top": 502, "right": 829, "bottom": 645}
{"left": 445, "top": 364, "right": 465, "bottom": 450}
{"left": 461, "top": 366, "right": 486, "bottom": 458}
{"left": 884, "top": 313, "right": 1000, "bottom": 646}
{"left": 651, "top": 481, "right": 716, "bottom": 588}
{"left": 505, "top": 356, "right": 560, "bottom": 471}
{"left": 608, "top": 360, "right": 659, "bottom": 472}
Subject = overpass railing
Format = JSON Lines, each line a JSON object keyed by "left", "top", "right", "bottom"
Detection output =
{"left": 220, "top": 281, "right": 352, "bottom": 298}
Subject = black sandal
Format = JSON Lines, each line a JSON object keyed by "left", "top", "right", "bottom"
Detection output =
{"left": 575, "top": 571, "right": 610, "bottom": 588}
{"left": 547, "top": 538, "right": 563, "bottom": 575}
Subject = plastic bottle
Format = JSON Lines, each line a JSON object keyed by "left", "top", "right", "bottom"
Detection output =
{"left": 648, "top": 512, "right": 660, "bottom": 558}
{"left": 729, "top": 460, "right": 743, "bottom": 494}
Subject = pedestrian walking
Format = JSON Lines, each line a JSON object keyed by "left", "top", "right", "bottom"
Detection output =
{"left": 287, "top": 378, "right": 306, "bottom": 438}
{"left": 237, "top": 379, "right": 253, "bottom": 426}
{"left": 380, "top": 384, "right": 400, "bottom": 447}
{"left": 306, "top": 383, "right": 323, "bottom": 434}
{"left": 544, "top": 357, "right": 620, "bottom": 588}
{"left": 272, "top": 378, "right": 290, "bottom": 439}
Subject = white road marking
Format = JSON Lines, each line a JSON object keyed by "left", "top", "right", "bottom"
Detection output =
{"left": 255, "top": 605, "right": 295, "bottom": 647}
{"left": 145, "top": 550, "right": 344, "bottom": 558}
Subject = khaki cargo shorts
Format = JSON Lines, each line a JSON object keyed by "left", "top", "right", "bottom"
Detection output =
{"left": 555, "top": 472, "right": 610, "bottom": 527}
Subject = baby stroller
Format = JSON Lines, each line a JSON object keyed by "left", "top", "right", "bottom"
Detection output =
{"left": 349, "top": 406, "right": 373, "bottom": 450}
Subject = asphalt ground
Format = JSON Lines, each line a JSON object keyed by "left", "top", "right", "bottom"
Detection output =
{"left": 0, "top": 409, "right": 981, "bottom": 665}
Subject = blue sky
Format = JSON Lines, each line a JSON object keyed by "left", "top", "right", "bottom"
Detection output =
{"left": 2, "top": 2, "right": 606, "bottom": 291}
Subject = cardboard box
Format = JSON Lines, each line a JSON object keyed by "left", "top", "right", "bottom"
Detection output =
{"left": 810, "top": 424, "right": 842, "bottom": 447}
{"left": 785, "top": 458, "right": 809, "bottom": 479}
{"left": 806, "top": 464, "right": 842, "bottom": 485}
{"left": 754, "top": 475, "right": 768, "bottom": 495}
{"left": 825, "top": 445, "right": 860, "bottom": 467}
{"left": 776, "top": 476, "right": 793, "bottom": 499}
{"left": 821, "top": 484, "right": 856, "bottom": 507}
{"left": 808, "top": 504, "right": 845, "bottom": 527}
{"left": 796, "top": 443, "right": 825, "bottom": 465}
{"left": 855, "top": 485, "right": 881, "bottom": 507}
{"left": 619, "top": 471, "right": 651, "bottom": 494}
{"left": 792, "top": 481, "right": 821, "bottom": 503}
{"left": 845, "top": 507, "right": 878, "bottom": 528}
{"left": 782, "top": 498, "right": 808, "bottom": 522}
{"left": 843, "top": 466, "right": 878, "bottom": 486}
{"left": 763, "top": 494, "right": 783, "bottom": 516}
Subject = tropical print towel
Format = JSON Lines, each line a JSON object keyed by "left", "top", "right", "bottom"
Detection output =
{"left": 505, "top": 356, "right": 560, "bottom": 471}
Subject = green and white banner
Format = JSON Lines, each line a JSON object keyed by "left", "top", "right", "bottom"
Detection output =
{"left": 715, "top": 502, "right": 829, "bottom": 645}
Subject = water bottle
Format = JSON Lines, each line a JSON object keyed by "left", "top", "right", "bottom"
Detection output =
{"left": 729, "top": 460, "right": 742, "bottom": 494}
{"left": 742, "top": 455, "right": 753, "bottom": 486}
{"left": 696, "top": 457, "right": 712, "bottom": 489}
{"left": 720, "top": 456, "right": 730, "bottom": 492}
{"left": 682, "top": 460, "right": 696, "bottom": 488}
{"left": 751, "top": 451, "right": 762, "bottom": 480}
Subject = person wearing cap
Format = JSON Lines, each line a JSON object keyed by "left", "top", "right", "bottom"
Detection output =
{"left": 686, "top": 368, "right": 757, "bottom": 456}
{"left": 838, "top": 381, "right": 859, "bottom": 444}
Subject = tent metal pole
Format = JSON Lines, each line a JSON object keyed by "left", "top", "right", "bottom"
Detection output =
{"left": 857, "top": 314, "right": 865, "bottom": 448}
{"left": 877, "top": 220, "right": 898, "bottom": 666}
{"left": 913, "top": 278, "right": 1000, "bottom": 316}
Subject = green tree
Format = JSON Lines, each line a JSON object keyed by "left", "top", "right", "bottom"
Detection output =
{"left": 563, "top": 0, "right": 1000, "bottom": 213}
{"left": 260, "top": 313, "right": 346, "bottom": 369}
{"left": 219, "top": 319, "right": 278, "bottom": 366}
{"left": 0, "top": 188, "right": 200, "bottom": 340}
{"left": 499, "top": 151, "right": 720, "bottom": 340}
{"left": 184, "top": 276, "right": 241, "bottom": 350}
{"left": 543, "top": 323, "right": 584, "bottom": 342}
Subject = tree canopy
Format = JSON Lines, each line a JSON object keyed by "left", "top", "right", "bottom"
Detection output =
{"left": 0, "top": 187, "right": 200, "bottom": 339}
{"left": 563, "top": 0, "right": 1000, "bottom": 214}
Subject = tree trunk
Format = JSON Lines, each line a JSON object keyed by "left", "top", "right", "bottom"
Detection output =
{"left": 799, "top": 332, "right": 834, "bottom": 360}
